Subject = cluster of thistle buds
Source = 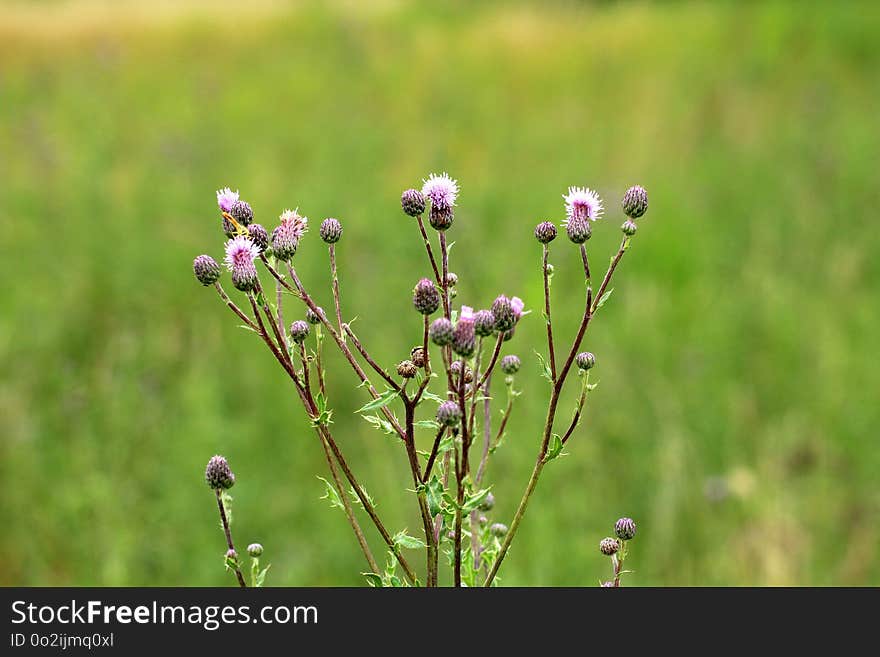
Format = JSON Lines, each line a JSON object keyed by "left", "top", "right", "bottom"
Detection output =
{"left": 192, "top": 172, "right": 649, "bottom": 587}
{"left": 599, "top": 517, "right": 637, "bottom": 587}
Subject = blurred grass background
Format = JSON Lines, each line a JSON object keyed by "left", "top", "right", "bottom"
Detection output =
{"left": 1, "top": 0, "right": 879, "bottom": 586}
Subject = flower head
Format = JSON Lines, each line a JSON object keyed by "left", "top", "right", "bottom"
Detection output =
{"left": 247, "top": 223, "right": 269, "bottom": 252}
{"left": 492, "top": 295, "right": 523, "bottom": 331}
{"left": 271, "top": 209, "right": 308, "bottom": 260}
{"left": 622, "top": 185, "right": 648, "bottom": 219}
{"left": 576, "top": 351, "right": 596, "bottom": 371}
{"left": 320, "top": 217, "right": 343, "bottom": 244}
{"left": 564, "top": 186, "right": 603, "bottom": 223}
{"left": 289, "top": 320, "right": 310, "bottom": 344}
{"left": 205, "top": 455, "right": 235, "bottom": 490}
{"left": 429, "top": 317, "right": 454, "bottom": 346}
{"left": 216, "top": 187, "right": 240, "bottom": 213}
{"left": 534, "top": 221, "right": 558, "bottom": 243}
{"left": 599, "top": 537, "right": 620, "bottom": 556}
{"left": 247, "top": 543, "right": 263, "bottom": 558}
{"left": 452, "top": 306, "right": 476, "bottom": 357}
{"left": 193, "top": 255, "right": 221, "bottom": 286}
{"left": 490, "top": 523, "right": 509, "bottom": 538}
{"left": 422, "top": 172, "right": 459, "bottom": 209}
{"left": 230, "top": 199, "right": 253, "bottom": 226}
{"left": 436, "top": 400, "right": 462, "bottom": 428}
{"left": 511, "top": 296, "right": 525, "bottom": 321}
{"left": 397, "top": 360, "right": 417, "bottom": 379}
{"left": 413, "top": 278, "right": 441, "bottom": 315}
{"left": 474, "top": 309, "right": 496, "bottom": 337}
{"left": 401, "top": 189, "right": 426, "bottom": 217}
{"left": 615, "top": 517, "right": 637, "bottom": 541}
{"left": 500, "top": 354, "right": 521, "bottom": 375}
{"left": 224, "top": 235, "right": 261, "bottom": 291}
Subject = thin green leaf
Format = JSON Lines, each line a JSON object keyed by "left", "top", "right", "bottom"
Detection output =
{"left": 317, "top": 476, "right": 344, "bottom": 510}
{"left": 355, "top": 388, "right": 400, "bottom": 414}
{"left": 393, "top": 530, "right": 427, "bottom": 550}
{"left": 595, "top": 288, "right": 614, "bottom": 310}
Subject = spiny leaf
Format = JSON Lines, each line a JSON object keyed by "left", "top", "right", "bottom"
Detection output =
{"left": 415, "top": 419, "right": 440, "bottom": 430}
{"left": 420, "top": 390, "right": 445, "bottom": 404}
{"left": 461, "top": 487, "right": 493, "bottom": 513}
{"left": 425, "top": 475, "right": 445, "bottom": 518}
{"left": 534, "top": 350, "right": 553, "bottom": 383}
{"left": 317, "top": 476, "right": 344, "bottom": 510}
{"left": 393, "top": 530, "right": 427, "bottom": 550}
{"left": 544, "top": 433, "right": 564, "bottom": 463}
{"left": 362, "top": 414, "right": 396, "bottom": 435}
{"left": 362, "top": 572, "right": 383, "bottom": 588}
{"left": 355, "top": 388, "right": 400, "bottom": 414}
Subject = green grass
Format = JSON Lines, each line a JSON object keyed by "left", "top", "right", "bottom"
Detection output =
{"left": 2, "top": 0, "right": 879, "bottom": 586}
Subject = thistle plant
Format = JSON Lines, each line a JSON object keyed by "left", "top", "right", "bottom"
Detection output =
{"left": 193, "top": 175, "right": 650, "bottom": 586}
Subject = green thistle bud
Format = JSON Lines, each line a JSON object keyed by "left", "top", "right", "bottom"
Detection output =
{"left": 446, "top": 272, "right": 458, "bottom": 288}
{"left": 566, "top": 217, "right": 592, "bottom": 244}
{"left": 247, "top": 224, "right": 269, "bottom": 252}
{"left": 429, "top": 317, "right": 454, "bottom": 346}
{"left": 401, "top": 189, "right": 426, "bottom": 217}
{"left": 575, "top": 351, "right": 595, "bottom": 371}
{"left": 500, "top": 354, "right": 520, "bottom": 375}
{"left": 413, "top": 278, "right": 441, "bottom": 315}
{"left": 226, "top": 548, "right": 238, "bottom": 561}
{"left": 622, "top": 185, "right": 648, "bottom": 219}
{"left": 474, "top": 310, "right": 496, "bottom": 337}
{"left": 230, "top": 200, "right": 253, "bottom": 226}
{"left": 306, "top": 306, "right": 325, "bottom": 325}
{"left": 621, "top": 219, "right": 637, "bottom": 236}
{"left": 599, "top": 537, "right": 620, "bottom": 556}
{"left": 615, "top": 517, "right": 636, "bottom": 541}
{"left": 289, "top": 320, "right": 310, "bottom": 343}
{"left": 247, "top": 543, "right": 263, "bottom": 557}
{"left": 478, "top": 492, "right": 495, "bottom": 511}
{"left": 193, "top": 255, "right": 221, "bottom": 286}
{"left": 319, "top": 217, "right": 343, "bottom": 244}
{"left": 436, "top": 401, "right": 462, "bottom": 428}
{"left": 205, "top": 455, "right": 235, "bottom": 490}
{"left": 490, "top": 523, "right": 508, "bottom": 538}
{"left": 534, "top": 221, "right": 557, "bottom": 244}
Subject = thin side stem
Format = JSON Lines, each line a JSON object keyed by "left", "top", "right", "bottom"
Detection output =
{"left": 422, "top": 425, "right": 447, "bottom": 483}
{"left": 213, "top": 283, "right": 258, "bottom": 330}
{"left": 344, "top": 324, "right": 400, "bottom": 392}
{"left": 475, "top": 334, "right": 504, "bottom": 390}
{"left": 329, "top": 244, "right": 343, "bottom": 335}
{"left": 543, "top": 244, "right": 557, "bottom": 382}
{"left": 404, "top": 401, "right": 437, "bottom": 586}
{"left": 215, "top": 489, "right": 246, "bottom": 588}
{"left": 416, "top": 215, "right": 442, "bottom": 284}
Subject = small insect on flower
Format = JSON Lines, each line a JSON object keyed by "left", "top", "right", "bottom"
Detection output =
{"left": 224, "top": 235, "right": 261, "bottom": 292}
{"left": 563, "top": 186, "right": 603, "bottom": 223}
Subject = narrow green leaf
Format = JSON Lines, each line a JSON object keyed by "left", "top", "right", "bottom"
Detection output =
{"left": 317, "top": 476, "right": 344, "bottom": 509}
{"left": 544, "top": 433, "right": 564, "bottom": 463}
{"left": 355, "top": 388, "right": 400, "bottom": 414}
{"left": 461, "top": 487, "right": 493, "bottom": 513}
{"left": 393, "top": 530, "right": 427, "bottom": 550}
{"left": 425, "top": 475, "right": 445, "bottom": 518}
{"left": 415, "top": 419, "right": 440, "bottom": 430}
{"left": 362, "top": 573, "right": 383, "bottom": 588}
{"left": 595, "top": 288, "right": 614, "bottom": 310}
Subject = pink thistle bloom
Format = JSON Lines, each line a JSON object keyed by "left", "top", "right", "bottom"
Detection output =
{"left": 271, "top": 209, "right": 309, "bottom": 260}
{"left": 224, "top": 235, "right": 261, "bottom": 291}
{"left": 216, "top": 187, "right": 240, "bottom": 213}
{"left": 510, "top": 296, "right": 525, "bottom": 321}
{"left": 563, "top": 186, "right": 603, "bottom": 223}
{"left": 422, "top": 172, "right": 459, "bottom": 209}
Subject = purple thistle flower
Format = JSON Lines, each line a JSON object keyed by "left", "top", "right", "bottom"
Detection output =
{"left": 511, "top": 296, "right": 524, "bottom": 322}
{"left": 224, "top": 235, "right": 261, "bottom": 292}
{"left": 216, "top": 187, "right": 240, "bottom": 213}
{"left": 563, "top": 186, "right": 603, "bottom": 223}
{"left": 452, "top": 306, "right": 476, "bottom": 357}
{"left": 271, "top": 209, "right": 308, "bottom": 260}
{"left": 422, "top": 172, "right": 459, "bottom": 209}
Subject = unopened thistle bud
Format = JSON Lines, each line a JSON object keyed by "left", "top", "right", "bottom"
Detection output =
{"left": 490, "top": 523, "right": 509, "bottom": 538}
{"left": 289, "top": 320, "right": 310, "bottom": 344}
{"left": 500, "top": 327, "right": 515, "bottom": 342}
{"left": 436, "top": 400, "right": 462, "bottom": 428}
{"left": 247, "top": 223, "right": 269, "bottom": 252}
{"left": 226, "top": 548, "right": 238, "bottom": 561}
{"left": 193, "top": 255, "right": 220, "bottom": 286}
{"left": 534, "top": 221, "right": 557, "bottom": 243}
{"left": 306, "top": 306, "right": 325, "bottom": 324}
{"left": 575, "top": 351, "right": 596, "bottom": 371}
{"left": 474, "top": 309, "right": 496, "bottom": 337}
{"left": 401, "top": 189, "right": 426, "bottom": 217}
{"left": 622, "top": 185, "right": 648, "bottom": 219}
{"left": 319, "top": 217, "right": 343, "bottom": 244}
{"left": 224, "top": 236, "right": 261, "bottom": 292}
{"left": 410, "top": 346, "right": 426, "bottom": 368}
{"left": 397, "top": 360, "right": 417, "bottom": 379}
{"left": 271, "top": 209, "right": 308, "bottom": 261}
{"left": 500, "top": 354, "right": 521, "bottom": 375}
{"left": 429, "top": 317, "right": 454, "bottom": 346}
{"left": 446, "top": 272, "right": 458, "bottom": 288}
{"left": 566, "top": 217, "right": 592, "bottom": 244}
{"left": 413, "top": 278, "right": 441, "bottom": 315}
{"left": 450, "top": 360, "right": 473, "bottom": 383}
{"left": 452, "top": 307, "right": 476, "bottom": 357}
{"left": 478, "top": 492, "right": 495, "bottom": 511}
{"left": 621, "top": 219, "right": 637, "bottom": 236}
{"left": 205, "top": 455, "right": 235, "bottom": 490}
{"left": 247, "top": 543, "right": 263, "bottom": 558}
{"left": 230, "top": 200, "right": 253, "bottom": 226}
{"left": 599, "top": 537, "right": 620, "bottom": 556}
{"left": 429, "top": 202, "right": 453, "bottom": 231}
{"left": 492, "top": 295, "right": 515, "bottom": 331}
{"left": 614, "top": 517, "right": 637, "bottom": 541}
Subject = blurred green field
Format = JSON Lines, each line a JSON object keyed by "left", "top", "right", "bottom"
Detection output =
{"left": 2, "top": 0, "right": 879, "bottom": 586}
